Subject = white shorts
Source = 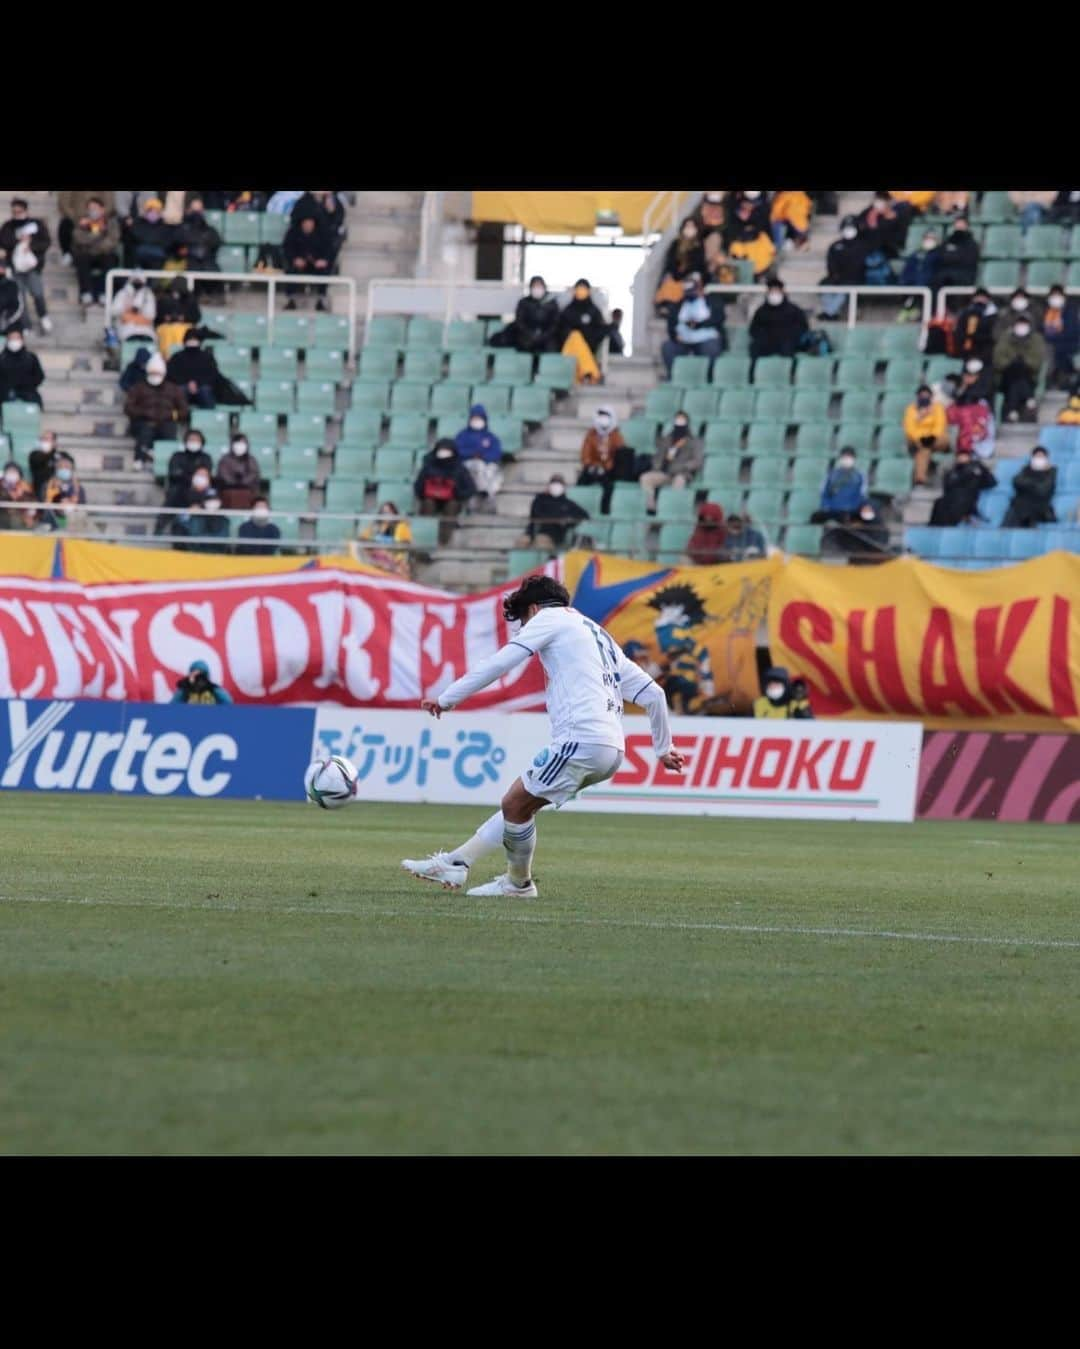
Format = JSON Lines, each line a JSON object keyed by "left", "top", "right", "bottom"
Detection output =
{"left": 522, "top": 740, "right": 623, "bottom": 808}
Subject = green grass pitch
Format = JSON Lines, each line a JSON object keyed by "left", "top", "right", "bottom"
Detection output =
{"left": 2, "top": 793, "right": 1079, "bottom": 1155}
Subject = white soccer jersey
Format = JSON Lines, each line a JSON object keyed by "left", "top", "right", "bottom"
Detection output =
{"left": 437, "top": 604, "right": 669, "bottom": 754}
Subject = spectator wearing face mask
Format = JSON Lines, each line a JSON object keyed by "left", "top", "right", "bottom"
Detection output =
{"left": 70, "top": 197, "right": 120, "bottom": 306}
{"left": 1040, "top": 285, "right": 1079, "bottom": 389}
{"left": 578, "top": 407, "right": 629, "bottom": 513}
{"left": 124, "top": 353, "right": 189, "bottom": 467}
{"left": 158, "top": 428, "right": 213, "bottom": 533}
{"left": 216, "top": 434, "right": 260, "bottom": 510}
{"left": 749, "top": 279, "right": 808, "bottom": 361}
{"left": 519, "top": 475, "right": 590, "bottom": 554}
{"left": 660, "top": 273, "right": 727, "bottom": 378}
{"left": 291, "top": 191, "right": 347, "bottom": 269}
{"left": 282, "top": 215, "right": 333, "bottom": 309}
{"left": 639, "top": 414, "right": 704, "bottom": 513}
{"left": 993, "top": 288, "right": 1044, "bottom": 343}
{"left": 722, "top": 512, "right": 767, "bottom": 561}
{"left": 691, "top": 193, "right": 727, "bottom": 269}
{"left": 811, "top": 449, "right": 865, "bottom": 524}
{"left": 179, "top": 483, "right": 230, "bottom": 553}
{"left": 933, "top": 215, "right": 979, "bottom": 290}
{"left": 556, "top": 279, "right": 607, "bottom": 385}
{"left": 42, "top": 453, "right": 86, "bottom": 530}
{"left": 174, "top": 196, "right": 222, "bottom": 274}
{"left": 929, "top": 448, "right": 997, "bottom": 526}
{"left": 722, "top": 192, "right": 771, "bottom": 250}
{"left": 753, "top": 667, "right": 813, "bottom": 719}
{"left": 898, "top": 228, "right": 942, "bottom": 299}
{"left": 770, "top": 191, "right": 813, "bottom": 253}
{"left": 57, "top": 190, "right": 115, "bottom": 262}
{"left": 824, "top": 499, "right": 891, "bottom": 564}
{"left": 855, "top": 191, "right": 909, "bottom": 259}
{"left": 1004, "top": 447, "right": 1057, "bottom": 527}
{"left": 236, "top": 497, "right": 282, "bottom": 556}
{"left": 156, "top": 277, "right": 202, "bottom": 330}
{"left": 654, "top": 217, "right": 708, "bottom": 314}
{"left": 110, "top": 271, "right": 157, "bottom": 346}
{"left": 489, "top": 276, "right": 561, "bottom": 357}
{"left": 0, "top": 260, "right": 24, "bottom": 332}
{"left": 166, "top": 329, "right": 219, "bottom": 409}
{"left": 27, "top": 430, "right": 60, "bottom": 499}
{"left": 0, "top": 326, "right": 45, "bottom": 406}
{"left": 903, "top": 385, "right": 949, "bottom": 486}
{"left": 817, "top": 216, "right": 871, "bottom": 319}
{"left": 171, "top": 659, "right": 233, "bottom": 705}
{"left": 357, "top": 501, "right": 412, "bottom": 576}
{"left": 0, "top": 460, "right": 37, "bottom": 529}
{"left": 414, "top": 439, "right": 475, "bottom": 544}
{"left": 729, "top": 218, "right": 777, "bottom": 282}
{"left": 0, "top": 199, "right": 52, "bottom": 335}
{"left": 954, "top": 288, "right": 998, "bottom": 363}
{"left": 454, "top": 404, "right": 503, "bottom": 509}
{"left": 955, "top": 357, "right": 994, "bottom": 406}
{"left": 687, "top": 500, "right": 726, "bottom": 565}
{"left": 127, "top": 197, "right": 173, "bottom": 271}
{"left": 994, "top": 314, "right": 1047, "bottom": 423}
{"left": 947, "top": 392, "right": 996, "bottom": 461}
{"left": 119, "top": 345, "right": 153, "bottom": 396}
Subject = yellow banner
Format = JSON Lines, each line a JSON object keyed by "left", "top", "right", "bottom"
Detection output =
{"left": 470, "top": 191, "right": 665, "bottom": 237}
{"left": 57, "top": 539, "right": 386, "bottom": 585}
{"left": 768, "top": 553, "right": 1080, "bottom": 733}
{"left": 0, "top": 534, "right": 57, "bottom": 579}
{"left": 563, "top": 550, "right": 780, "bottom": 715}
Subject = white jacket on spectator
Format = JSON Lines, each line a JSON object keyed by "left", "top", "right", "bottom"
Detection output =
{"left": 111, "top": 281, "right": 157, "bottom": 342}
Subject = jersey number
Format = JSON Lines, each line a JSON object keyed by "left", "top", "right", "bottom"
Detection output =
{"left": 582, "top": 617, "right": 619, "bottom": 672}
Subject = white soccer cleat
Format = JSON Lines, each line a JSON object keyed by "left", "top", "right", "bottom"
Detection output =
{"left": 466, "top": 873, "right": 538, "bottom": 900}
{"left": 401, "top": 852, "right": 469, "bottom": 890}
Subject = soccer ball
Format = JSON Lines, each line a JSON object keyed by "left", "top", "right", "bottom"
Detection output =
{"left": 304, "top": 756, "right": 359, "bottom": 810}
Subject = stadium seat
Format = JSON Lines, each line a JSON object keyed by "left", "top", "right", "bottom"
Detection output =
{"left": 223, "top": 212, "right": 261, "bottom": 246}
{"left": 832, "top": 420, "right": 877, "bottom": 454}
{"left": 791, "top": 391, "right": 832, "bottom": 423}
{"left": 508, "top": 548, "right": 548, "bottom": 574}
{"left": 1026, "top": 260, "right": 1066, "bottom": 289}
{"left": 534, "top": 354, "right": 576, "bottom": 391}
{"left": 491, "top": 351, "right": 533, "bottom": 385}
{"left": 1037, "top": 425, "right": 1080, "bottom": 457}
{"left": 754, "top": 389, "right": 793, "bottom": 422}
{"left": 656, "top": 521, "right": 694, "bottom": 560}
{"left": 269, "top": 478, "right": 310, "bottom": 512}
{"left": 273, "top": 315, "right": 313, "bottom": 349}
{"left": 510, "top": 385, "right": 551, "bottom": 422}
{"left": 655, "top": 487, "right": 697, "bottom": 521}
{"left": 786, "top": 488, "right": 820, "bottom": 523}
{"left": 608, "top": 520, "right": 647, "bottom": 554}
{"left": 403, "top": 350, "right": 443, "bottom": 383}
{"left": 428, "top": 383, "right": 471, "bottom": 420}
{"left": 834, "top": 327, "right": 879, "bottom": 357}
{"left": 258, "top": 347, "right": 299, "bottom": 381}
{"left": 716, "top": 389, "right": 755, "bottom": 423}
{"left": 646, "top": 386, "right": 681, "bottom": 422}
{"left": 304, "top": 348, "right": 344, "bottom": 382}
{"left": 879, "top": 392, "right": 912, "bottom": 426}
{"left": 784, "top": 524, "right": 823, "bottom": 556}
{"left": 1008, "top": 529, "right": 1046, "bottom": 560}
{"left": 332, "top": 447, "right": 373, "bottom": 479}
{"left": 278, "top": 445, "right": 319, "bottom": 480}
{"left": 877, "top": 326, "right": 923, "bottom": 357}
{"left": 701, "top": 458, "right": 741, "bottom": 489}
{"left": 1023, "top": 225, "right": 1068, "bottom": 260}
{"left": 980, "top": 260, "right": 1022, "bottom": 289}
{"left": 793, "top": 357, "right": 833, "bottom": 389}
{"left": 338, "top": 408, "right": 383, "bottom": 446}
{"left": 250, "top": 443, "right": 277, "bottom": 479}
{"left": 444, "top": 319, "right": 485, "bottom": 350}
{"left": 876, "top": 425, "right": 908, "bottom": 458}
{"left": 313, "top": 314, "right": 351, "bottom": 350}
{"left": 745, "top": 487, "right": 785, "bottom": 525}
{"left": 991, "top": 459, "right": 1025, "bottom": 489}
{"left": 973, "top": 530, "right": 1010, "bottom": 560}
{"left": 567, "top": 484, "right": 603, "bottom": 516}
{"left": 681, "top": 389, "right": 720, "bottom": 425}
{"left": 358, "top": 348, "right": 398, "bottom": 380}
{"left": 873, "top": 459, "right": 913, "bottom": 495}
{"left": 670, "top": 355, "right": 710, "bottom": 388}
{"left": 284, "top": 413, "right": 330, "bottom": 446}
{"left": 746, "top": 422, "right": 788, "bottom": 458}
{"left": 621, "top": 416, "right": 658, "bottom": 455}
{"left": 373, "top": 448, "right": 415, "bottom": 481}
{"left": 1041, "top": 527, "right": 1080, "bottom": 553}
{"left": 725, "top": 326, "right": 751, "bottom": 354}
{"left": 749, "top": 457, "right": 787, "bottom": 488}
{"left": 406, "top": 515, "right": 441, "bottom": 550}
{"left": 229, "top": 314, "right": 268, "bottom": 347}
{"left": 936, "top": 527, "right": 976, "bottom": 559}
{"left": 296, "top": 382, "right": 338, "bottom": 417}
{"left": 883, "top": 358, "right": 923, "bottom": 391}
{"left": 190, "top": 409, "right": 231, "bottom": 440}
{"left": 212, "top": 344, "right": 253, "bottom": 383}
{"left": 751, "top": 356, "right": 792, "bottom": 388}
{"left": 983, "top": 225, "right": 1022, "bottom": 257}
{"left": 255, "top": 381, "right": 296, "bottom": 415}
{"left": 791, "top": 458, "right": 828, "bottom": 489}
{"left": 386, "top": 413, "right": 429, "bottom": 446}
{"left": 476, "top": 385, "right": 511, "bottom": 416}
{"left": 389, "top": 383, "right": 430, "bottom": 413}
{"left": 709, "top": 355, "right": 750, "bottom": 387}
{"left": 973, "top": 191, "right": 1015, "bottom": 224}
{"left": 365, "top": 316, "right": 407, "bottom": 349}
{"left": 703, "top": 422, "right": 742, "bottom": 454}
{"left": 904, "top": 526, "right": 939, "bottom": 557}
{"left": 834, "top": 357, "right": 878, "bottom": 392}
{"left": 487, "top": 415, "right": 523, "bottom": 453}
{"left": 840, "top": 391, "right": 879, "bottom": 422}
{"left": 406, "top": 318, "right": 444, "bottom": 349}
{"left": 447, "top": 350, "right": 489, "bottom": 384}
{"left": 315, "top": 514, "right": 355, "bottom": 546}
{"left": 216, "top": 245, "right": 248, "bottom": 274}
{"left": 608, "top": 482, "right": 647, "bottom": 519}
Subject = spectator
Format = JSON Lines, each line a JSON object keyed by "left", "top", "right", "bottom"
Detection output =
{"left": 722, "top": 512, "right": 767, "bottom": 560}
{"left": 166, "top": 329, "right": 219, "bottom": 409}
{"left": 454, "top": 403, "right": 503, "bottom": 510}
{"left": 128, "top": 197, "right": 173, "bottom": 271}
{"left": 70, "top": 197, "right": 120, "bottom": 306}
{"left": 174, "top": 196, "right": 222, "bottom": 274}
{"left": 57, "top": 190, "right": 115, "bottom": 263}
{"left": 729, "top": 217, "right": 777, "bottom": 281}
{"left": 0, "top": 260, "right": 23, "bottom": 332}
{"left": 555, "top": 278, "right": 607, "bottom": 385}
{"left": 1041, "top": 284, "right": 1079, "bottom": 390}
{"left": 27, "top": 429, "right": 60, "bottom": 498}
{"left": 1057, "top": 392, "right": 1080, "bottom": 426}
{"left": 934, "top": 191, "right": 970, "bottom": 216}
{"left": 578, "top": 407, "right": 630, "bottom": 513}
{"left": 722, "top": 192, "right": 771, "bottom": 249}
{"left": 654, "top": 217, "right": 707, "bottom": 315}
{"left": 357, "top": 502, "right": 412, "bottom": 577}
{"left": 42, "top": 452, "right": 86, "bottom": 530}
{"left": 889, "top": 191, "right": 936, "bottom": 215}
{"left": 993, "top": 287, "right": 1044, "bottom": 342}
{"left": 0, "top": 326, "right": 45, "bottom": 406}
{"left": 640, "top": 414, "right": 704, "bottom": 513}
{"left": 282, "top": 215, "right": 333, "bottom": 310}
{"left": 414, "top": 439, "right": 475, "bottom": 544}
{"left": 0, "top": 459, "right": 36, "bottom": 529}
{"left": 225, "top": 190, "right": 266, "bottom": 214}
{"left": 856, "top": 191, "right": 908, "bottom": 259}
{"left": 1008, "top": 190, "right": 1057, "bottom": 233}
{"left": 110, "top": 271, "right": 157, "bottom": 346}
{"left": 824, "top": 500, "right": 891, "bottom": 563}
{"left": 1049, "top": 191, "right": 1080, "bottom": 227}
{"left": 0, "top": 199, "right": 52, "bottom": 335}
{"left": 155, "top": 278, "right": 202, "bottom": 358}
{"left": 818, "top": 216, "right": 871, "bottom": 320}
{"left": 170, "top": 659, "right": 233, "bottom": 705}
{"left": 660, "top": 273, "right": 726, "bottom": 378}
{"left": 954, "top": 288, "right": 998, "bottom": 363}
{"left": 236, "top": 497, "right": 282, "bottom": 556}
{"left": 267, "top": 189, "right": 304, "bottom": 216}
{"left": 753, "top": 667, "right": 813, "bottom": 719}
{"left": 519, "top": 474, "right": 589, "bottom": 553}
{"left": 749, "top": 279, "right": 807, "bottom": 360}
{"left": 947, "top": 393, "right": 996, "bottom": 461}
{"left": 898, "top": 226, "right": 941, "bottom": 302}
{"left": 993, "top": 313, "right": 1046, "bottom": 423}
{"left": 489, "top": 276, "right": 561, "bottom": 356}
{"left": 124, "top": 353, "right": 188, "bottom": 468}
{"left": 183, "top": 485, "right": 231, "bottom": 553}
{"left": 159, "top": 429, "right": 213, "bottom": 533}
{"left": 956, "top": 356, "right": 994, "bottom": 405}
{"left": 216, "top": 433, "right": 260, "bottom": 510}
{"left": 903, "top": 384, "right": 950, "bottom": 486}
{"left": 811, "top": 448, "right": 865, "bottom": 523}
{"left": 119, "top": 345, "right": 152, "bottom": 394}
{"left": 1003, "top": 447, "right": 1057, "bottom": 527}
{"left": 687, "top": 500, "right": 726, "bottom": 565}
{"left": 929, "top": 448, "right": 997, "bottom": 526}
{"left": 291, "top": 191, "right": 346, "bottom": 265}
{"left": 608, "top": 307, "right": 626, "bottom": 356}
{"left": 692, "top": 192, "right": 727, "bottom": 269}
{"left": 933, "top": 215, "right": 979, "bottom": 290}
{"left": 770, "top": 191, "right": 812, "bottom": 252}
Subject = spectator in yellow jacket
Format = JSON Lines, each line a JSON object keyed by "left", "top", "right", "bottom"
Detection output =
{"left": 1057, "top": 393, "right": 1080, "bottom": 426}
{"left": 354, "top": 502, "right": 413, "bottom": 577}
{"left": 903, "top": 385, "right": 950, "bottom": 486}
{"left": 770, "top": 191, "right": 813, "bottom": 253}
{"left": 730, "top": 222, "right": 776, "bottom": 281}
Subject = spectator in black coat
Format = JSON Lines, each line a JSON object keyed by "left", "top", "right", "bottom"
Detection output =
{"left": 654, "top": 218, "right": 708, "bottom": 315}
{"left": 0, "top": 326, "right": 45, "bottom": 405}
{"left": 489, "top": 276, "right": 561, "bottom": 355}
{"left": 157, "top": 429, "right": 214, "bottom": 535}
{"left": 855, "top": 191, "right": 909, "bottom": 259}
{"left": 1003, "top": 447, "right": 1057, "bottom": 527}
{"left": 933, "top": 216, "right": 979, "bottom": 290}
{"left": 519, "top": 474, "right": 589, "bottom": 552}
{"left": 27, "top": 429, "right": 60, "bottom": 499}
{"left": 749, "top": 279, "right": 807, "bottom": 360}
{"left": 174, "top": 197, "right": 221, "bottom": 272}
{"left": 283, "top": 215, "right": 333, "bottom": 309}
{"left": 236, "top": 497, "right": 282, "bottom": 555}
{"left": 929, "top": 448, "right": 996, "bottom": 526}
{"left": 156, "top": 278, "right": 202, "bottom": 328}
{"left": 555, "top": 279, "right": 606, "bottom": 353}
{"left": 823, "top": 500, "right": 891, "bottom": 564}
{"left": 414, "top": 439, "right": 475, "bottom": 544}
{"left": 0, "top": 260, "right": 24, "bottom": 332}
{"left": 291, "top": 191, "right": 347, "bottom": 264}
{"left": 1049, "top": 190, "right": 1080, "bottom": 227}
{"left": 722, "top": 192, "right": 770, "bottom": 249}
{"left": 127, "top": 197, "right": 174, "bottom": 271}
{"left": 166, "top": 330, "right": 219, "bottom": 409}
{"left": 954, "top": 288, "right": 998, "bottom": 363}
{"left": 0, "top": 199, "right": 52, "bottom": 335}
{"left": 818, "top": 215, "right": 870, "bottom": 319}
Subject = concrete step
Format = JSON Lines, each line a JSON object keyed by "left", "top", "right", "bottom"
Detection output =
{"left": 347, "top": 219, "right": 421, "bottom": 247}
{"left": 352, "top": 191, "right": 424, "bottom": 213}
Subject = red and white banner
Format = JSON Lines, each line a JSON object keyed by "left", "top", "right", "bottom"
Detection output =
{"left": 0, "top": 569, "right": 550, "bottom": 709}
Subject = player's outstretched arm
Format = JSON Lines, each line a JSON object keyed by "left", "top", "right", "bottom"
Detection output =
{"left": 619, "top": 652, "right": 684, "bottom": 773}
{"left": 422, "top": 641, "right": 533, "bottom": 716}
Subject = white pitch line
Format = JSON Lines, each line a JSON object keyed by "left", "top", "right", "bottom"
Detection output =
{"left": 2, "top": 893, "right": 1079, "bottom": 952}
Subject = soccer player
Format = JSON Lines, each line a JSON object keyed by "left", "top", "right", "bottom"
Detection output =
{"left": 401, "top": 574, "right": 685, "bottom": 898}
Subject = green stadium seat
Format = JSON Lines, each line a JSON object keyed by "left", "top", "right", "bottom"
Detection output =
{"left": 534, "top": 354, "right": 577, "bottom": 391}
{"left": 508, "top": 548, "right": 548, "bottom": 574}
{"left": 223, "top": 212, "right": 261, "bottom": 245}
{"left": 259, "top": 212, "right": 289, "bottom": 246}
{"left": 389, "top": 383, "right": 430, "bottom": 414}
{"left": 645, "top": 386, "right": 681, "bottom": 422}
{"left": 313, "top": 314, "right": 350, "bottom": 350}
{"left": 510, "top": 385, "right": 551, "bottom": 422}
{"left": 983, "top": 225, "right": 1022, "bottom": 258}
{"left": 487, "top": 415, "right": 523, "bottom": 453}
{"left": 725, "top": 326, "right": 751, "bottom": 354}
{"left": 608, "top": 520, "right": 647, "bottom": 554}
{"left": 258, "top": 346, "right": 299, "bottom": 381}
{"left": 656, "top": 522, "right": 694, "bottom": 560}
{"left": 793, "top": 357, "right": 833, "bottom": 389}
{"left": 448, "top": 350, "right": 489, "bottom": 383}
{"left": 786, "top": 489, "right": 821, "bottom": 524}
{"left": 834, "top": 326, "right": 879, "bottom": 357}
{"left": 189, "top": 408, "right": 231, "bottom": 441}
{"left": 791, "top": 391, "right": 832, "bottom": 423}
{"left": 358, "top": 348, "right": 398, "bottom": 380}
{"left": 923, "top": 355, "right": 961, "bottom": 385}
{"left": 269, "top": 478, "right": 310, "bottom": 512}
{"left": 216, "top": 245, "right": 248, "bottom": 273}
{"left": 567, "top": 484, "right": 603, "bottom": 516}
{"left": 372, "top": 478, "right": 416, "bottom": 507}
{"left": 366, "top": 316, "right": 407, "bottom": 349}
{"left": 745, "top": 487, "right": 785, "bottom": 525}
{"left": 315, "top": 514, "right": 355, "bottom": 546}
{"left": 791, "top": 458, "right": 828, "bottom": 489}
{"left": 621, "top": 416, "right": 658, "bottom": 454}
{"left": 433, "top": 414, "right": 466, "bottom": 443}
{"left": 490, "top": 351, "right": 533, "bottom": 385}
{"left": 876, "top": 425, "right": 909, "bottom": 458}
{"left": 784, "top": 524, "right": 823, "bottom": 556}
{"left": 608, "top": 482, "right": 647, "bottom": 519}
{"left": 704, "top": 489, "right": 744, "bottom": 517}
{"left": 273, "top": 315, "right": 313, "bottom": 349}
{"left": 235, "top": 410, "right": 277, "bottom": 443}
{"left": 386, "top": 412, "right": 429, "bottom": 446}
{"left": 715, "top": 388, "right": 755, "bottom": 423}
{"left": 703, "top": 422, "right": 742, "bottom": 454}
{"left": 746, "top": 422, "right": 788, "bottom": 458}
{"left": 202, "top": 210, "right": 225, "bottom": 236}
{"left": 1069, "top": 229, "right": 1080, "bottom": 261}
{"left": 211, "top": 344, "right": 253, "bottom": 382}
{"left": 753, "top": 390, "right": 793, "bottom": 421}
{"left": 1067, "top": 261, "right": 1080, "bottom": 289}
{"left": 879, "top": 392, "right": 912, "bottom": 426}
{"left": 278, "top": 445, "right": 319, "bottom": 480}
{"left": 1027, "top": 260, "right": 1066, "bottom": 289}
{"left": 751, "top": 356, "right": 792, "bottom": 388}
{"left": 575, "top": 517, "right": 611, "bottom": 549}
{"left": 1023, "top": 225, "right": 1068, "bottom": 260}
{"left": 681, "top": 388, "right": 720, "bottom": 425}
{"left": 749, "top": 457, "right": 787, "bottom": 488}
{"left": 332, "top": 447, "right": 373, "bottom": 479}
{"left": 285, "top": 413, "right": 331, "bottom": 446}
{"left": 403, "top": 349, "right": 444, "bottom": 383}
{"left": 792, "top": 422, "right": 831, "bottom": 456}
{"left": 339, "top": 408, "right": 383, "bottom": 446}
{"left": 833, "top": 420, "right": 877, "bottom": 453}
{"left": 670, "top": 355, "right": 710, "bottom": 388}
{"left": 296, "top": 382, "right": 338, "bottom": 417}
{"left": 883, "top": 358, "right": 923, "bottom": 390}
{"left": 973, "top": 191, "right": 1015, "bottom": 224}
{"left": 407, "top": 515, "right": 441, "bottom": 550}
{"left": 655, "top": 487, "right": 697, "bottom": 521}
{"left": 701, "top": 458, "right": 741, "bottom": 489}
{"left": 250, "top": 444, "right": 277, "bottom": 479}
{"left": 373, "top": 448, "right": 415, "bottom": 481}
{"left": 709, "top": 355, "right": 750, "bottom": 387}
{"left": 228, "top": 314, "right": 268, "bottom": 346}
{"left": 878, "top": 326, "right": 923, "bottom": 357}
{"left": 873, "top": 459, "right": 913, "bottom": 495}
{"left": 406, "top": 318, "right": 444, "bottom": 349}
{"left": 834, "top": 357, "right": 878, "bottom": 391}
{"left": 444, "top": 319, "right": 485, "bottom": 350}
{"left": 303, "top": 348, "right": 344, "bottom": 382}
{"left": 841, "top": 391, "right": 879, "bottom": 422}
{"left": 428, "top": 383, "right": 471, "bottom": 420}
{"left": 255, "top": 381, "right": 295, "bottom": 415}
{"left": 980, "top": 260, "right": 1022, "bottom": 289}
{"left": 476, "top": 384, "right": 511, "bottom": 416}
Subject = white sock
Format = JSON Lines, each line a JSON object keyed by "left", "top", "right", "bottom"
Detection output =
{"left": 450, "top": 811, "right": 504, "bottom": 867}
{"left": 502, "top": 818, "right": 537, "bottom": 885}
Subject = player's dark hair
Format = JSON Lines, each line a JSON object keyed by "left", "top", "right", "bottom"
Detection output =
{"left": 502, "top": 574, "right": 570, "bottom": 623}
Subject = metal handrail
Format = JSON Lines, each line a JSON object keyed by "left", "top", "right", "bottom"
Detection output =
{"left": 936, "top": 284, "right": 1080, "bottom": 319}
{"left": 104, "top": 268, "right": 358, "bottom": 361}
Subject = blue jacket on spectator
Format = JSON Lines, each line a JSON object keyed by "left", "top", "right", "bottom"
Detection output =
{"left": 454, "top": 404, "right": 503, "bottom": 465}
{"left": 899, "top": 247, "right": 940, "bottom": 290}
{"left": 820, "top": 464, "right": 865, "bottom": 514}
